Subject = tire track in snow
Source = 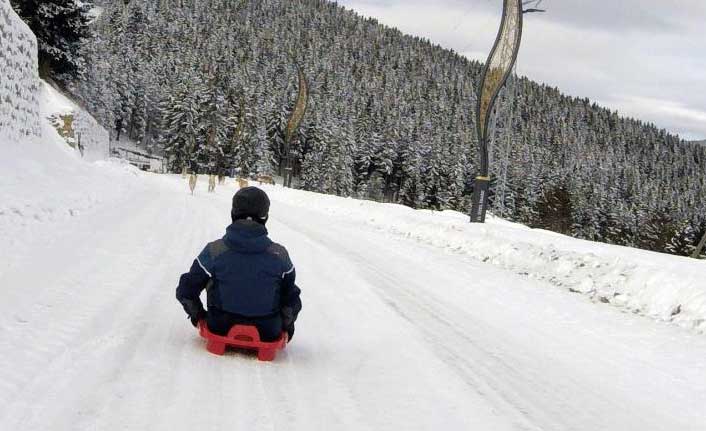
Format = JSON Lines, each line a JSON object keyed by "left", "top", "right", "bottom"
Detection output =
{"left": 272, "top": 211, "right": 547, "bottom": 431}
{"left": 79, "top": 191, "right": 234, "bottom": 431}
{"left": 0, "top": 191, "right": 180, "bottom": 429}
{"left": 0, "top": 190, "right": 163, "bottom": 408}
{"left": 0, "top": 186, "right": 221, "bottom": 430}
{"left": 3, "top": 176, "right": 509, "bottom": 431}
{"left": 272, "top": 198, "right": 706, "bottom": 431}
{"left": 5, "top": 176, "right": 705, "bottom": 430}
{"left": 267, "top": 215, "right": 518, "bottom": 431}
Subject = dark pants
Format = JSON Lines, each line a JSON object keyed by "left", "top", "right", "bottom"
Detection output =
{"left": 207, "top": 308, "right": 284, "bottom": 342}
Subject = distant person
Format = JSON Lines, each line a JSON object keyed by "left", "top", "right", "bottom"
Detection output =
{"left": 176, "top": 187, "right": 302, "bottom": 341}
{"left": 115, "top": 118, "right": 123, "bottom": 142}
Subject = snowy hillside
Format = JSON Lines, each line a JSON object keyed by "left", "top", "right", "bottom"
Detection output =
{"left": 1, "top": 82, "right": 125, "bottom": 247}
{"left": 41, "top": 80, "right": 110, "bottom": 161}
{"left": 73, "top": 0, "right": 706, "bottom": 261}
{"left": 3, "top": 99, "right": 706, "bottom": 430}
{"left": 3, "top": 3, "right": 706, "bottom": 427}
{"left": 1, "top": 0, "right": 108, "bottom": 161}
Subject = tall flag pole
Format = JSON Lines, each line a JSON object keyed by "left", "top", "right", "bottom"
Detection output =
{"left": 471, "top": 0, "right": 541, "bottom": 222}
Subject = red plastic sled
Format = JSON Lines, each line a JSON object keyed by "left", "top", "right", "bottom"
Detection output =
{"left": 197, "top": 320, "right": 287, "bottom": 361}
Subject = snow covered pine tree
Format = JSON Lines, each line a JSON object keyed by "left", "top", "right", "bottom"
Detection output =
{"left": 10, "top": 0, "right": 91, "bottom": 81}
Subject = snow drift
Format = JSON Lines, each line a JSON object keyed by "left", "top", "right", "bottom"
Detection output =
{"left": 40, "top": 80, "right": 110, "bottom": 161}
{"left": 0, "top": 0, "right": 108, "bottom": 159}
{"left": 268, "top": 187, "right": 706, "bottom": 333}
{"left": 0, "top": 84, "right": 145, "bottom": 270}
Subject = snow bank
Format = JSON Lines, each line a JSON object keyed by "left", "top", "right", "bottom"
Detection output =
{"left": 0, "top": 119, "right": 144, "bottom": 254}
{"left": 1, "top": 2, "right": 119, "bottom": 252}
{"left": 0, "top": 2, "right": 108, "bottom": 159}
{"left": 73, "top": 109, "right": 110, "bottom": 161}
{"left": 1, "top": 85, "right": 144, "bottom": 268}
{"left": 265, "top": 187, "right": 706, "bottom": 333}
{"left": 0, "top": 0, "right": 41, "bottom": 142}
{"left": 40, "top": 81, "right": 110, "bottom": 161}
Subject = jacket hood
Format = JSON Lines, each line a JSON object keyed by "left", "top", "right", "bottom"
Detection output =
{"left": 223, "top": 220, "right": 272, "bottom": 253}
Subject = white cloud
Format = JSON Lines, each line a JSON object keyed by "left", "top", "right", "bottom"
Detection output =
{"left": 605, "top": 96, "right": 706, "bottom": 140}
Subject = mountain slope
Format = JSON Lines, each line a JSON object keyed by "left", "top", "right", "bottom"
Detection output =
{"left": 73, "top": 0, "right": 706, "bottom": 257}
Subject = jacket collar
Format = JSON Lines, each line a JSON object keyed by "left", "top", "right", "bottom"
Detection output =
{"left": 223, "top": 220, "right": 272, "bottom": 253}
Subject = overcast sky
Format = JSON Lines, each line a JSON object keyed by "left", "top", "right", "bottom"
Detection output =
{"left": 337, "top": 0, "right": 706, "bottom": 140}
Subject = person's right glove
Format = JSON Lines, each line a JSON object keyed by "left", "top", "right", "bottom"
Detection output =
{"left": 190, "top": 309, "right": 207, "bottom": 327}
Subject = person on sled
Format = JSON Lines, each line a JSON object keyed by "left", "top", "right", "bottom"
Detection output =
{"left": 176, "top": 187, "right": 302, "bottom": 342}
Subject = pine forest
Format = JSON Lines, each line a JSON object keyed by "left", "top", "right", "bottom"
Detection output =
{"left": 67, "top": 0, "right": 705, "bottom": 257}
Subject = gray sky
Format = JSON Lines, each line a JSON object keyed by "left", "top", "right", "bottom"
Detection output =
{"left": 337, "top": 0, "right": 706, "bottom": 140}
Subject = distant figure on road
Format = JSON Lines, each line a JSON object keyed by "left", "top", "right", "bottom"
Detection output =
{"left": 176, "top": 187, "right": 302, "bottom": 341}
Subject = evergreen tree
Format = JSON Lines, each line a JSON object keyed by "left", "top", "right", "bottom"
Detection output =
{"left": 160, "top": 80, "right": 203, "bottom": 173}
{"left": 254, "top": 120, "right": 275, "bottom": 177}
{"left": 11, "top": 0, "right": 92, "bottom": 81}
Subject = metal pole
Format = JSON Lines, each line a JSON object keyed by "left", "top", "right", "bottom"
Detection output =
{"left": 470, "top": 175, "right": 491, "bottom": 222}
{"left": 283, "top": 62, "right": 309, "bottom": 188}
{"left": 284, "top": 148, "right": 293, "bottom": 188}
{"left": 470, "top": 0, "right": 535, "bottom": 223}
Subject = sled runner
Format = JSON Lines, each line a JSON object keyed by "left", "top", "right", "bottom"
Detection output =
{"left": 197, "top": 320, "right": 287, "bottom": 361}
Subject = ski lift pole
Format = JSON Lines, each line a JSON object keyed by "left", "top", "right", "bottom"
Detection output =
{"left": 471, "top": 0, "right": 542, "bottom": 222}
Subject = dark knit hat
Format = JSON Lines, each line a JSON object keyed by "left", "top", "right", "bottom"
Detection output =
{"left": 231, "top": 187, "right": 270, "bottom": 224}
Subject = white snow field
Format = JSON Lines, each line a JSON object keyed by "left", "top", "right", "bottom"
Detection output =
{"left": 2, "top": 152, "right": 706, "bottom": 431}
{"left": 2, "top": 90, "right": 706, "bottom": 431}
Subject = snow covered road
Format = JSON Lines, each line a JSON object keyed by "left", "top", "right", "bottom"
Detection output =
{"left": 2, "top": 172, "right": 706, "bottom": 431}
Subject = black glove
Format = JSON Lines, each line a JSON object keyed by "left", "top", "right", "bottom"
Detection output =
{"left": 190, "top": 309, "right": 207, "bottom": 327}
{"left": 281, "top": 307, "right": 296, "bottom": 341}
{"left": 281, "top": 306, "right": 295, "bottom": 328}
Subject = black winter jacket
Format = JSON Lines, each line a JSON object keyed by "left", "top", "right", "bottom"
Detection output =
{"left": 176, "top": 220, "right": 302, "bottom": 339}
